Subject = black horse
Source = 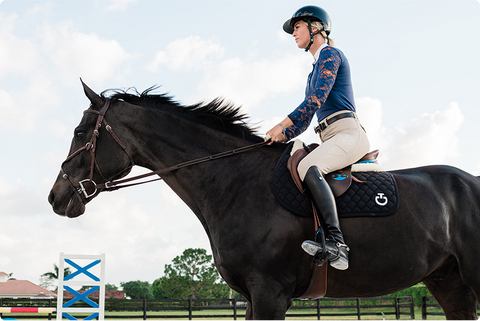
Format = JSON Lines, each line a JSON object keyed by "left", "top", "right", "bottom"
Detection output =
{"left": 49, "top": 81, "right": 480, "bottom": 319}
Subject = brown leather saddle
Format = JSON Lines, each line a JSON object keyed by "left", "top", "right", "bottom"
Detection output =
{"left": 290, "top": 145, "right": 380, "bottom": 300}
{"left": 288, "top": 144, "right": 380, "bottom": 198}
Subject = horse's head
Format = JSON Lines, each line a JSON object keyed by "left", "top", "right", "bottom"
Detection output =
{"left": 48, "top": 80, "right": 134, "bottom": 218}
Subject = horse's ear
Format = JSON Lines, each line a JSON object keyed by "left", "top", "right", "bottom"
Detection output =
{"left": 80, "top": 78, "right": 103, "bottom": 108}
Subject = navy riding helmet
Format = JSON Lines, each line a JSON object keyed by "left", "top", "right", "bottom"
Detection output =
{"left": 283, "top": 5, "right": 332, "bottom": 51}
{"left": 283, "top": 5, "right": 332, "bottom": 35}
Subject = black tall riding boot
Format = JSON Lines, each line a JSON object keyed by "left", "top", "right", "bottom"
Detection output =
{"left": 301, "top": 166, "right": 349, "bottom": 270}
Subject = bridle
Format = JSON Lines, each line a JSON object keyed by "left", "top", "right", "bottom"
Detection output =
{"left": 60, "top": 99, "right": 135, "bottom": 204}
{"left": 60, "top": 98, "right": 269, "bottom": 204}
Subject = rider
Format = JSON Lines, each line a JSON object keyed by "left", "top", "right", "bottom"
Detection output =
{"left": 265, "top": 5, "right": 370, "bottom": 270}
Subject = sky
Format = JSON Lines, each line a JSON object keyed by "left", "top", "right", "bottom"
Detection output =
{"left": 1, "top": 0, "right": 480, "bottom": 290}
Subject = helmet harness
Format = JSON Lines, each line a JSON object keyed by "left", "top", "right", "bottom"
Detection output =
{"left": 305, "top": 19, "right": 324, "bottom": 52}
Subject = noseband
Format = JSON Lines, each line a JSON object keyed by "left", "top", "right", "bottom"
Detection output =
{"left": 60, "top": 98, "right": 269, "bottom": 204}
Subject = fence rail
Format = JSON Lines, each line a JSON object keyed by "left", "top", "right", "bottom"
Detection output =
{"left": 421, "top": 296, "right": 480, "bottom": 320}
{"left": 0, "top": 296, "right": 415, "bottom": 320}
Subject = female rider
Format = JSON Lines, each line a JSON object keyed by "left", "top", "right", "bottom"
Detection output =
{"left": 265, "top": 5, "right": 370, "bottom": 270}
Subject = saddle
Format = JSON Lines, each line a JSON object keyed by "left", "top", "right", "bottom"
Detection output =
{"left": 288, "top": 142, "right": 380, "bottom": 198}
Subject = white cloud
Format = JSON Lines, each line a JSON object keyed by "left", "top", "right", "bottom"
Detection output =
{"left": 0, "top": 176, "right": 13, "bottom": 195}
{"left": 39, "top": 21, "right": 131, "bottom": 85}
{"left": 148, "top": 36, "right": 224, "bottom": 72}
{"left": 355, "top": 99, "right": 464, "bottom": 170}
{"left": 0, "top": 82, "right": 60, "bottom": 133}
{"left": 194, "top": 53, "right": 311, "bottom": 111}
{"left": 277, "top": 30, "right": 291, "bottom": 43}
{"left": 355, "top": 97, "right": 390, "bottom": 153}
{"left": 387, "top": 102, "right": 464, "bottom": 169}
{"left": 0, "top": 13, "right": 40, "bottom": 79}
{"left": 0, "top": 89, "right": 18, "bottom": 128}
{"left": 105, "top": 0, "right": 137, "bottom": 11}
{"left": 26, "top": 2, "right": 54, "bottom": 16}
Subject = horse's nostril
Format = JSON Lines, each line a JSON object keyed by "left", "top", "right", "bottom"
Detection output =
{"left": 48, "top": 190, "right": 55, "bottom": 205}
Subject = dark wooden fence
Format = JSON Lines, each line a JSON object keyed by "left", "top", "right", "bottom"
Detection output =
{"left": 0, "top": 296, "right": 414, "bottom": 320}
{"left": 421, "top": 296, "right": 480, "bottom": 320}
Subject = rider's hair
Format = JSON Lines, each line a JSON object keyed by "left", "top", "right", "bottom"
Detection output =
{"left": 305, "top": 20, "right": 336, "bottom": 47}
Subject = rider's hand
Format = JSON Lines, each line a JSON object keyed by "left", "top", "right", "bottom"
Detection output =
{"left": 265, "top": 124, "right": 286, "bottom": 145}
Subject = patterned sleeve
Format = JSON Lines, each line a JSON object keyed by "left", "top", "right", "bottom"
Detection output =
{"left": 284, "top": 47, "right": 341, "bottom": 140}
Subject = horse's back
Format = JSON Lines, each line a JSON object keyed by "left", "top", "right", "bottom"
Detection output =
{"left": 327, "top": 164, "right": 480, "bottom": 297}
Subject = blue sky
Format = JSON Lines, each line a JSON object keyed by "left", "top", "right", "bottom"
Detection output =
{"left": 1, "top": 0, "right": 479, "bottom": 289}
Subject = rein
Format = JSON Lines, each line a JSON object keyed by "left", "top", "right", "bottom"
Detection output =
{"left": 61, "top": 98, "right": 270, "bottom": 202}
{"left": 100, "top": 139, "right": 270, "bottom": 192}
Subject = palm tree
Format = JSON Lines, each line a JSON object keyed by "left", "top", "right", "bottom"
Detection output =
{"left": 40, "top": 264, "right": 72, "bottom": 291}
{"left": 41, "top": 264, "right": 72, "bottom": 280}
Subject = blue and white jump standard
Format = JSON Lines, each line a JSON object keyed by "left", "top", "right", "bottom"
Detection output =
{"left": 56, "top": 253, "right": 106, "bottom": 320}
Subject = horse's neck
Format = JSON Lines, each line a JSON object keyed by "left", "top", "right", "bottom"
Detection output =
{"left": 124, "top": 107, "right": 258, "bottom": 218}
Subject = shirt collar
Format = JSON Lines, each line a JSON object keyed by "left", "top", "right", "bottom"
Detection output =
{"left": 313, "top": 43, "right": 329, "bottom": 64}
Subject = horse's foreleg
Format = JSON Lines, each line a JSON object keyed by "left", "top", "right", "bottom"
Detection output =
{"left": 424, "top": 264, "right": 478, "bottom": 320}
{"left": 245, "top": 301, "right": 253, "bottom": 320}
{"left": 247, "top": 278, "right": 293, "bottom": 320}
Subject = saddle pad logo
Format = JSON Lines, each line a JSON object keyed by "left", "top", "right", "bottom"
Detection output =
{"left": 332, "top": 173, "right": 348, "bottom": 181}
{"left": 375, "top": 193, "right": 388, "bottom": 206}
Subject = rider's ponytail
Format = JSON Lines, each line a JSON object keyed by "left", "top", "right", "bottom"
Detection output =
{"left": 306, "top": 20, "right": 336, "bottom": 47}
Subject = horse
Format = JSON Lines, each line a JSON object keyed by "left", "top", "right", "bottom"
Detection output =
{"left": 48, "top": 81, "right": 480, "bottom": 320}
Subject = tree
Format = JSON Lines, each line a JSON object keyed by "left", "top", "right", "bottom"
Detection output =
{"left": 166, "top": 248, "right": 219, "bottom": 284}
{"left": 105, "top": 283, "right": 119, "bottom": 290}
{"left": 79, "top": 283, "right": 118, "bottom": 291}
{"left": 120, "top": 280, "right": 152, "bottom": 299}
{"left": 153, "top": 248, "right": 228, "bottom": 299}
{"left": 40, "top": 264, "right": 72, "bottom": 290}
{"left": 41, "top": 264, "right": 72, "bottom": 280}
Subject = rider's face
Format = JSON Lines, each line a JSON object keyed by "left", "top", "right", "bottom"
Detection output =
{"left": 292, "top": 21, "right": 310, "bottom": 49}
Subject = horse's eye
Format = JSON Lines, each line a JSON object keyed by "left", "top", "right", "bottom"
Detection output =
{"left": 74, "top": 129, "right": 86, "bottom": 141}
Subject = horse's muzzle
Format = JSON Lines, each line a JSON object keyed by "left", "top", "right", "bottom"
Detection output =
{"left": 48, "top": 187, "right": 86, "bottom": 218}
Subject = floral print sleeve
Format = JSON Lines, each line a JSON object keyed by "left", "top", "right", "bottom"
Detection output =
{"left": 284, "top": 47, "right": 341, "bottom": 140}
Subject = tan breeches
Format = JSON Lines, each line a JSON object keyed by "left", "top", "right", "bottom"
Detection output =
{"left": 298, "top": 111, "right": 370, "bottom": 181}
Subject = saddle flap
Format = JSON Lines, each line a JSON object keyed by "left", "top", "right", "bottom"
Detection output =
{"left": 287, "top": 144, "right": 352, "bottom": 198}
{"left": 287, "top": 149, "right": 307, "bottom": 194}
{"left": 325, "top": 167, "right": 352, "bottom": 198}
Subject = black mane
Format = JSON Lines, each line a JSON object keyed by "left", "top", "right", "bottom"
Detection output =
{"left": 101, "top": 86, "right": 260, "bottom": 141}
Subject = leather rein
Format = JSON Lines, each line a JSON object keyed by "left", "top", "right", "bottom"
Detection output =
{"left": 60, "top": 98, "right": 269, "bottom": 204}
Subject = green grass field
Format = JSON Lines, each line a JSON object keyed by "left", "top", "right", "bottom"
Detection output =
{"left": 1, "top": 306, "right": 449, "bottom": 320}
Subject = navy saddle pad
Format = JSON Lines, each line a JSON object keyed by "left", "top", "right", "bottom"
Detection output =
{"left": 272, "top": 142, "right": 400, "bottom": 218}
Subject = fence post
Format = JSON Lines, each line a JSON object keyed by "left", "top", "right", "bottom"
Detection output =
{"left": 317, "top": 299, "right": 321, "bottom": 320}
{"left": 395, "top": 297, "right": 400, "bottom": 320}
{"left": 356, "top": 298, "right": 361, "bottom": 320}
{"left": 422, "top": 296, "right": 427, "bottom": 320}
{"left": 143, "top": 298, "right": 147, "bottom": 320}
{"left": 233, "top": 298, "right": 237, "bottom": 320}
{"left": 48, "top": 298, "right": 53, "bottom": 320}
{"left": 189, "top": 298, "right": 193, "bottom": 320}
{"left": 409, "top": 296, "right": 415, "bottom": 319}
